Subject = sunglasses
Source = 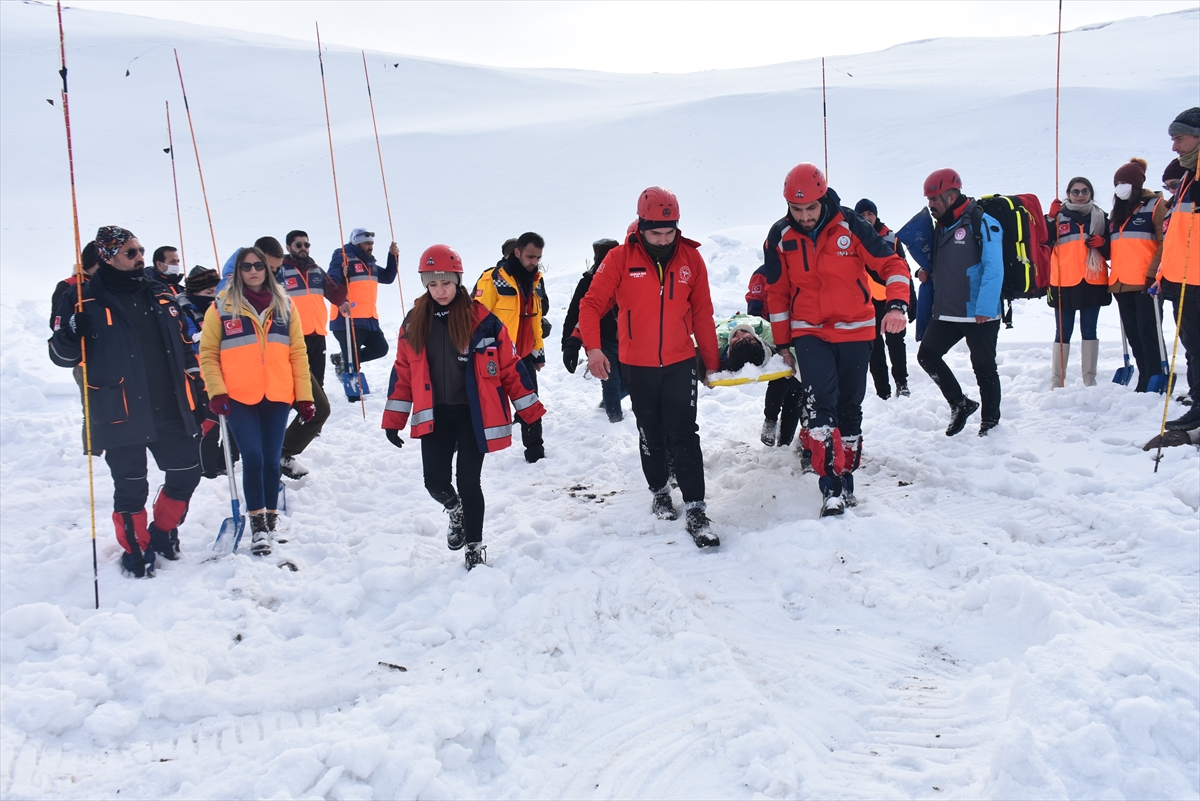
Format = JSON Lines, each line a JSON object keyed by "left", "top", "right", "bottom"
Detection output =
{"left": 1164, "top": 180, "right": 1181, "bottom": 191}
{"left": 122, "top": 246, "right": 146, "bottom": 259}
{"left": 240, "top": 261, "right": 267, "bottom": 272}
{"left": 292, "top": 242, "right": 310, "bottom": 249}
{"left": 1067, "top": 188, "right": 1091, "bottom": 197}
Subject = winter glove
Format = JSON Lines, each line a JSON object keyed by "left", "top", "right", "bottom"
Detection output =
{"left": 209, "top": 394, "right": 231, "bottom": 416}
{"left": 1048, "top": 199, "right": 1063, "bottom": 218}
{"left": 541, "top": 319, "right": 552, "bottom": 339}
{"left": 385, "top": 429, "right": 404, "bottom": 449}
{"left": 1085, "top": 235, "right": 1105, "bottom": 249}
{"left": 296, "top": 401, "right": 316, "bottom": 423}
{"left": 65, "top": 311, "right": 92, "bottom": 341}
{"left": 562, "top": 337, "right": 582, "bottom": 373}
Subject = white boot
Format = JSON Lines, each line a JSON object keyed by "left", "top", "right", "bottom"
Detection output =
{"left": 1080, "top": 340, "right": 1099, "bottom": 387}
{"left": 1051, "top": 343, "right": 1071, "bottom": 389}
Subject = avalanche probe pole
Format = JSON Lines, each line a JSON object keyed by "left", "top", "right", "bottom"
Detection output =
{"left": 174, "top": 49, "right": 220, "bottom": 268}
{"left": 1054, "top": 0, "right": 1066, "bottom": 388}
{"left": 316, "top": 25, "right": 366, "bottom": 419}
{"left": 362, "top": 51, "right": 405, "bottom": 315}
{"left": 821, "top": 57, "right": 829, "bottom": 180}
{"left": 165, "top": 100, "right": 186, "bottom": 269}
{"left": 57, "top": 1, "right": 99, "bottom": 610}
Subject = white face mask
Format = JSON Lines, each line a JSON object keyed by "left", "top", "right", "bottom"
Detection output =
{"left": 1114, "top": 183, "right": 1133, "bottom": 201}
{"left": 166, "top": 262, "right": 184, "bottom": 275}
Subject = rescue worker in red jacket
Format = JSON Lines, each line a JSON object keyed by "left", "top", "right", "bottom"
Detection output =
{"left": 382, "top": 245, "right": 545, "bottom": 571}
{"left": 764, "top": 164, "right": 910, "bottom": 517}
{"left": 579, "top": 187, "right": 721, "bottom": 548}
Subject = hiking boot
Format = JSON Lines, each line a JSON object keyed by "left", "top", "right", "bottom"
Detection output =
{"left": 841, "top": 473, "right": 857, "bottom": 508}
{"left": 331, "top": 353, "right": 344, "bottom": 375}
{"left": 1165, "top": 403, "right": 1200, "bottom": 431}
{"left": 279, "top": 455, "right": 310, "bottom": 480}
{"left": 896, "top": 383, "right": 911, "bottom": 397}
{"left": 147, "top": 522, "right": 180, "bottom": 561}
{"left": 120, "top": 549, "right": 156, "bottom": 578}
{"left": 250, "top": 513, "right": 271, "bottom": 556}
{"left": 607, "top": 411, "right": 624, "bottom": 423}
{"left": 465, "top": 542, "right": 486, "bottom": 571}
{"left": 651, "top": 490, "right": 677, "bottom": 521}
{"left": 684, "top": 503, "right": 719, "bottom": 548}
{"left": 445, "top": 501, "right": 465, "bottom": 551}
{"left": 978, "top": 419, "right": 999, "bottom": 437}
{"left": 1177, "top": 394, "right": 1193, "bottom": 406}
{"left": 877, "top": 387, "right": 891, "bottom": 400}
{"left": 798, "top": 445, "right": 814, "bottom": 474}
{"left": 760, "top": 417, "right": 778, "bottom": 447}
{"left": 946, "top": 398, "right": 980, "bottom": 437}
{"left": 818, "top": 475, "right": 844, "bottom": 518}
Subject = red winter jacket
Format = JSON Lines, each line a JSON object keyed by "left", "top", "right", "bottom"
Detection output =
{"left": 763, "top": 195, "right": 910, "bottom": 346}
{"left": 578, "top": 233, "right": 719, "bottom": 370}
{"left": 382, "top": 302, "right": 544, "bottom": 453}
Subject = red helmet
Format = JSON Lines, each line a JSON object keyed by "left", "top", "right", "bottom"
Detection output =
{"left": 417, "top": 244, "right": 463, "bottom": 273}
{"left": 637, "top": 187, "right": 679, "bottom": 223}
{"left": 923, "top": 168, "right": 962, "bottom": 198}
{"left": 783, "top": 163, "right": 827, "bottom": 203}
{"left": 626, "top": 219, "right": 639, "bottom": 236}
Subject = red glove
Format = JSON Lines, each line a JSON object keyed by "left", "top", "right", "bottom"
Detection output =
{"left": 1085, "top": 235, "right": 1105, "bottom": 249}
{"left": 296, "top": 400, "right": 316, "bottom": 423}
{"left": 209, "top": 394, "right": 231, "bottom": 416}
{"left": 1048, "top": 199, "right": 1062, "bottom": 217}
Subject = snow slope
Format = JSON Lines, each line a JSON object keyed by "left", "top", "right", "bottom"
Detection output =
{"left": 2, "top": 3, "right": 1199, "bottom": 799}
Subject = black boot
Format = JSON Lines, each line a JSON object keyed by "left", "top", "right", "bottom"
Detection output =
{"left": 978, "top": 419, "right": 999, "bottom": 437}
{"left": 760, "top": 418, "right": 778, "bottom": 447}
{"left": 946, "top": 398, "right": 980, "bottom": 437}
{"left": 818, "top": 475, "right": 844, "bottom": 518}
{"left": 841, "top": 473, "right": 857, "bottom": 507}
{"left": 148, "top": 522, "right": 181, "bottom": 561}
{"left": 651, "top": 489, "right": 677, "bottom": 520}
{"left": 465, "top": 542, "right": 486, "bottom": 570}
{"left": 331, "top": 353, "right": 344, "bottom": 375}
{"left": 1165, "top": 403, "right": 1200, "bottom": 431}
{"left": 250, "top": 513, "right": 271, "bottom": 556}
{"left": 445, "top": 501, "right": 465, "bottom": 551}
{"left": 684, "top": 502, "right": 719, "bottom": 548}
{"left": 896, "top": 383, "right": 910, "bottom": 397}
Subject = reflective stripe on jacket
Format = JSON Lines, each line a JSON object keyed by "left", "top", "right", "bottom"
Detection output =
{"left": 199, "top": 297, "right": 313, "bottom": 406}
{"left": 1050, "top": 211, "right": 1109, "bottom": 287}
{"left": 1158, "top": 171, "right": 1199, "bottom": 286}
{"left": 473, "top": 260, "right": 548, "bottom": 362}
{"left": 381, "top": 302, "right": 545, "bottom": 452}
{"left": 1109, "top": 193, "right": 1165, "bottom": 288}
{"left": 277, "top": 262, "right": 330, "bottom": 335}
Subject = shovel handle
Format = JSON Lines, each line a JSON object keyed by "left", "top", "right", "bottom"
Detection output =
{"left": 218, "top": 415, "right": 240, "bottom": 509}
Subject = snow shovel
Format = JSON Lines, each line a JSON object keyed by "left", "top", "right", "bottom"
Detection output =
{"left": 1147, "top": 297, "right": 1171, "bottom": 395}
{"left": 212, "top": 416, "right": 246, "bottom": 553}
{"left": 1112, "top": 317, "right": 1134, "bottom": 386}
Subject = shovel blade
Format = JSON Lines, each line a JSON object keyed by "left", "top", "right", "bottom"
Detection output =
{"left": 1112, "top": 365, "right": 1134, "bottom": 386}
{"left": 213, "top": 514, "right": 246, "bottom": 553}
{"left": 1147, "top": 366, "right": 1171, "bottom": 395}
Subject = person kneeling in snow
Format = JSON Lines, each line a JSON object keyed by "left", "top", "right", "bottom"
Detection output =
{"left": 716, "top": 314, "right": 808, "bottom": 451}
{"left": 48, "top": 226, "right": 206, "bottom": 578}
{"left": 382, "top": 245, "right": 545, "bottom": 571}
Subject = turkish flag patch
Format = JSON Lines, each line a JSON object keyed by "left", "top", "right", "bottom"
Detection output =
{"left": 223, "top": 318, "right": 244, "bottom": 336}
{"left": 285, "top": 277, "right": 298, "bottom": 289}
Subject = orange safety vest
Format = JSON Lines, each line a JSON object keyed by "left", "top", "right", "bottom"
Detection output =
{"left": 216, "top": 303, "right": 299, "bottom": 405}
{"left": 1159, "top": 173, "right": 1199, "bottom": 286}
{"left": 278, "top": 263, "right": 328, "bottom": 335}
{"left": 329, "top": 256, "right": 379, "bottom": 322}
{"left": 1109, "top": 196, "right": 1161, "bottom": 286}
{"left": 1050, "top": 212, "right": 1108, "bottom": 287}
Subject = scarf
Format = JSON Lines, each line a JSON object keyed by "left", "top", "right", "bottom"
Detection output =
{"left": 244, "top": 286, "right": 274, "bottom": 314}
{"left": 1180, "top": 142, "right": 1199, "bottom": 173}
{"left": 97, "top": 262, "right": 145, "bottom": 294}
{"left": 1063, "top": 200, "right": 1107, "bottom": 280}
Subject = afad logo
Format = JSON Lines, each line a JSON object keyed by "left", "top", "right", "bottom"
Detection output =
{"left": 223, "top": 318, "right": 244, "bottom": 336}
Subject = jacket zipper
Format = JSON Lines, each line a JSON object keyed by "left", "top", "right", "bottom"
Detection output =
{"left": 657, "top": 260, "right": 665, "bottom": 367}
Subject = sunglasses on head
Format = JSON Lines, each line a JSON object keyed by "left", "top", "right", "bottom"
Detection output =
{"left": 240, "top": 260, "right": 266, "bottom": 272}
{"left": 122, "top": 246, "right": 146, "bottom": 259}
{"left": 1068, "top": 188, "right": 1090, "bottom": 196}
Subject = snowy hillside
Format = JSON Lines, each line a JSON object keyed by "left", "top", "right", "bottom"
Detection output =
{"left": 2, "top": 2, "right": 1199, "bottom": 799}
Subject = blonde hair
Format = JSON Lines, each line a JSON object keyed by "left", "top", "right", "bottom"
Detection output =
{"left": 219, "top": 246, "right": 290, "bottom": 324}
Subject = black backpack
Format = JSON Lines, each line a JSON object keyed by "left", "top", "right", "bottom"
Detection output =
{"left": 970, "top": 194, "right": 1052, "bottom": 326}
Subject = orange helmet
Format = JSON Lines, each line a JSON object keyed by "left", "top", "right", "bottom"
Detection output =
{"left": 783, "top": 163, "right": 827, "bottom": 203}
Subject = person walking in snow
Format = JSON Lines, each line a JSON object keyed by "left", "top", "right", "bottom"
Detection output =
{"left": 473, "top": 232, "right": 550, "bottom": 462}
{"left": 199, "top": 246, "right": 314, "bottom": 556}
{"left": 1046, "top": 176, "right": 1111, "bottom": 388}
{"left": 855, "top": 198, "right": 916, "bottom": 400}
{"left": 48, "top": 226, "right": 206, "bottom": 578}
{"left": 176, "top": 265, "right": 236, "bottom": 479}
{"left": 382, "top": 245, "right": 545, "bottom": 570}
{"left": 914, "top": 169, "right": 1004, "bottom": 438}
{"left": 1107, "top": 158, "right": 1168, "bottom": 393}
{"left": 764, "top": 164, "right": 910, "bottom": 517}
{"left": 328, "top": 228, "right": 398, "bottom": 401}
{"left": 1152, "top": 107, "right": 1200, "bottom": 431}
{"left": 562, "top": 237, "right": 627, "bottom": 423}
{"left": 579, "top": 187, "right": 721, "bottom": 546}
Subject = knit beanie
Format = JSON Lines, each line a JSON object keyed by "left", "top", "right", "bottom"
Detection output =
{"left": 422, "top": 271, "right": 460, "bottom": 288}
{"left": 1113, "top": 158, "right": 1147, "bottom": 193}
{"left": 592, "top": 238, "right": 619, "bottom": 263}
{"left": 349, "top": 228, "right": 374, "bottom": 246}
{"left": 854, "top": 198, "right": 878, "bottom": 216}
{"left": 1167, "top": 107, "right": 1200, "bottom": 138}
{"left": 1162, "top": 158, "right": 1185, "bottom": 182}
{"left": 95, "top": 226, "right": 135, "bottom": 262}
{"left": 185, "top": 265, "right": 219, "bottom": 293}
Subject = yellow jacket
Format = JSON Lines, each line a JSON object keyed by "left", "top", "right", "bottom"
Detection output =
{"left": 200, "top": 295, "right": 313, "bottom": 405}
{"left": 472, "top": 261, "right": 547, "bottom": 361}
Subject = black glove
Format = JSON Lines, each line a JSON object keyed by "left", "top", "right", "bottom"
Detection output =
{"left": 562, "top": 337, "right": 581, "bottom": 373}
{"left": 541, "top": 319, "right": 552, "bottom": 339}
{"left": 385, "top": 429, "right": 404, "bottom": 449}
{"left": 65, "top": 311, "right": 92, "bottom": 341}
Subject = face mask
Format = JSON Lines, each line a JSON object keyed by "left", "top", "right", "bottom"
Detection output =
{"left": 166, "top": 263, "right": 184, "bottom": 275}
{"left": 1114, "top": 183, "right": 1133, "bottom": 201}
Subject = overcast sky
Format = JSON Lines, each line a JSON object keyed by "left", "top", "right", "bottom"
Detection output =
{"left": 64, "top": 0, "right": 1198, "bottom": 74}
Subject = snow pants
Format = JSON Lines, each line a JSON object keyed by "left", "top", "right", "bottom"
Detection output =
{"left": 764, "top": 375, "right": 805, "bottom": 448}
{"left": 519, "top": 354, "right": 545, "bottom": 461}
{"left": 281, "top": 378, "right": 330, "bottom": 459}
{"left": 226, "top": 400, "right": 290, "bottom": 511}
{"left": 870, "top": 299, "right": 908, "bottom": 397}
{"left": 1114, "top": 291, "right": 1164, "bottom": 393}
{"left": 792, "top": 337, "right": 870, "bottom": 437}
{"left": 420, "top": 404, "right": 486, "bottom": 544}
{"left": 1170, "top": 292, "right": 1200, "bottom": 402}
{"left": 333, "top": 325, "right": 389, "bottom": 370}
{"left": 623, "top": 358, "right": 704, "bottom": 504}
{"left": 104, "top": 412, "right": 201, "bottom": 517}
{"left": 917, "top": 318, "right": 1002, "bottom": 423}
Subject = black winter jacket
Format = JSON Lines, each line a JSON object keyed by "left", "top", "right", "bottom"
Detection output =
{"left": 563, "top": 267, "right": 618, "bottom": 349}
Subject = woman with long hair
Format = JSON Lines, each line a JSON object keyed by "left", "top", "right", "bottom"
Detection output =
{"left": 1047, "top": 176, "right": 1111, "bottom": 388}
{"left": 200, "top": 246, "right": 313, "bottom": 555}
{"left": 381, "top": 245, "right": 545, "bottom": 570}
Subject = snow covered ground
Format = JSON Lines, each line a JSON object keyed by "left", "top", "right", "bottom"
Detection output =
{"left": 2, "top": 3, "right": 1199, "bottom": 799}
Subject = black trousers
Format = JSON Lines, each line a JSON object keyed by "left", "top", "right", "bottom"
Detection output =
{"left": 1114, "top": 291, "right": 1163, "bottom": 393}
{"left": 792, "top": 337, "right": 871, "bottom": 437}
{"left": 1170, "top": 292, "right": 1200, "bottom": 401}
{"left": 869, "top": 299, "right": 908, "bottom": 397}
{"left": 764, "top": 376, "right": 805, "bottom": 447}
{"left": 281, "top": 379, "right": 331, "bottom": 459}
{"left": 305, "top": 333, "right": 327, "bottom": 388}
{"left": 333, "top": 325, "right": 389, "bottom": 370}
{"left": 623, "top": 358, "right": 704, "bottom": 503}
{"left": 420, "top": 404, "right": 486, "bottom": 544}
{"left": 519, "top": 354, "right": 545, "bottom": 460}
{"left": 104, "top": 413, "right": 202, "bottom": 513}
{"left": 917, "top": 318, "right": 1002, "bottom": 423}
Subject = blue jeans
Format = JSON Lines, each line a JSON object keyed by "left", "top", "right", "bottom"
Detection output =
{"left": 226, "top": 400, "right": 291, "bottom": 511}
{"left": 600, "top": 340, "right": 628, "bottom": 417}
{"left": 1054, "top": 306, "right": 1100, "bottom": 343}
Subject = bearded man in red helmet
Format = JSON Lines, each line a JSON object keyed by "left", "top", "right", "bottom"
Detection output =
{"left": 578, "top": 187, "right": 721, "bottom": 548}
{"left": 763, "top": 163, "right": 910, "bottom": 517}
